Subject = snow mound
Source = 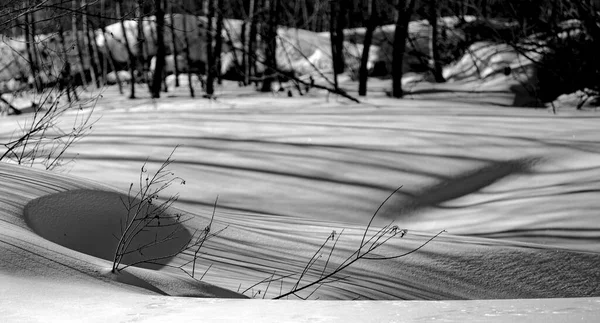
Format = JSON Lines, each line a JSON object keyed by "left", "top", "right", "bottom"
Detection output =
{"left": 24, "top": 189, "right": 192, "bottom": 270}
{"left": 443, "top": 41, "right": 538, "bottom": 83}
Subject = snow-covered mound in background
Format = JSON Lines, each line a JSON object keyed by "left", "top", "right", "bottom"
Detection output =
{"left": 443, "top": 41, "right": 539, "bottom": 82}
{"left": 395, "top": 41, "right": 542, "bottom": 107}
{"left": 98, "top": 14, "right": 208, "bottom": 63}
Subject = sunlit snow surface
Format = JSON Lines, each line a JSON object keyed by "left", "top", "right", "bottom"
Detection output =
{"left": 1, "top": 85, "right": 599, "bottom": 321}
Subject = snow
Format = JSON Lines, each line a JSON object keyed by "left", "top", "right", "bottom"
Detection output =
{"left": 2, "top": 15, "right": 600, "bottom": 317}
{"left": 1, "top": 83, "right": 599, "bottom": 320}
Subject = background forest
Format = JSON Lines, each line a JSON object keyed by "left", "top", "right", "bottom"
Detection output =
{"left": 1, "top": 0, "right": 599, "bottom": 108}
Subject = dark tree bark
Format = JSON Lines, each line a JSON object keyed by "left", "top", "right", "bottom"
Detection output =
{"left": 117, "top": 0, "right": 137, "bottom": 98}
{"left": 88, "top": 19, "right": 103, "bottom": 87}
{"left": 428, "top": 0, "right": 445, "bottom": 83}
{"left": 333, "top": 0, "right": 347, "bottom": 75}
{"left": 58, "top": 22, "right": 78, "bottom": 101}
{"left": 329, "top": 0, "right": 339, "bottom": 90}
{"left": 82, "top": 0, "right": 98, "bottom": 87}
{"left": 358, "top": 0, "right": 377, "bottom": 96}
{"left": 214, "top": 0, "right": 225, "bottom": 84}
{"left": 243, "top": 0, "right": 256, "bottom": 85}
{"left": 182, "top": 12, "right": 195, "bottom": 97}
{"left": 391, "top": 0, "right": 416, "bottom": 98}
{"left": 169, "top": 2, "right": 180, "bottom": 87}
{"left": 83, "top": 0, "right": 100, "bottom": 88}
{"left": 151, "top": 0, "right": 166, "bottom": 98}
{"left": 205, "top": 0, "right": 216, "bottom": 96}
{"left": 24, "top": 2, "right": 40, "bottom": 92}
{"left": 137, "top": 0, "right": 148, "bottom": 87}
{"left": 260, "top": 0, "right": 278, "bottom": 92}
{"left": 248, "top": 0, "right": 259, "bottom": 85}
{"left": 72, "top": 0, "right": 88, "bottom": 88}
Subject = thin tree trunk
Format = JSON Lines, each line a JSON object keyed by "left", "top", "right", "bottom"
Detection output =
{"left": 329, "top": 1, "right": 339, "bottom": 90}
{"left": 151, "top": 0, "right": 166, "bottom": 98}
{"left": 24, "top": 2, "right": 40, "bottom": 92}
{"left": 83, "top": 1, "right": 100, "bottom": 87}
{"left": 214, "top": 0, "right": 225, "bottom": 85}
{"left": 312, "top": 1, "right": 319, "bottom": 32}
{"left": 72, "top": 0, "right": 88, "bottom": 88}
{"left": 334, "top": 0, "right": 346, "bottom": 74}
{"left": 260, "top": 0, "right": 278, "bottom": 92}
{"left": 82, "top": 0, "right": 98, "bottom": 87}
{"left": 100, "top": 0, "right": 109, "bottom": 86}
{"left": 117, "top": 0, "right": 136, "bottom": 98}
{"left": 88, "top": 19, "right": 103, "bottom": 87}
{"left": 169, "top": 3, "right": 180, "bottom": 87}
{"left": 248, "top": 0, "right": 259, "bottom": 85}
{"left": 182, "top": 12, "right": 195, "bottom": 97}
{"left": 429, "top": 0, "right": 445, "bottom": 83}
{"left": 205, "top": 0, "right": 216, "bottom": 96}
{"left": 244, "top": 0, "right": 255, "bottom": 85}
{"left": 137, "top": 0, "right": 148, "bottom": 87}
{"left": 58, "top": 23, "right": 78, "bottom": 101}
{"left": 301, "top": 0, "right": 309, "bottom": 30}
{"left": 30, "top": 5, "right": 44, "bottom": 90}
{"left": 391, "top": 0, "right": 416, "bottom": 98}
{"left": 358, "top": 0, "right": 377, "bottom": 96}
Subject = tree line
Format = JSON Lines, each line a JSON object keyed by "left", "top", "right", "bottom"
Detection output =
{"left": 1, "top": 0, "right": 599, "bottom": 104}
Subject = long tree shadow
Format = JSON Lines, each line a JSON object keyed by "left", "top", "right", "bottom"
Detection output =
{"left": 381, "top": 158, "right": 540, "bottom": 219}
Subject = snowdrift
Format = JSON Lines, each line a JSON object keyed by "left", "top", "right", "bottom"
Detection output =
{"left": 1, "top": 92, "right": 600, "bottom": 319}
{"left": 3, "top": 92, "right": 600, "bottom": 300}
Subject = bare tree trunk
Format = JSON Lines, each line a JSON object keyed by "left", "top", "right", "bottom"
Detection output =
{"left": 30, "top": 4, "right": 44, "bottom": 91}
{"left": 182, "top": 12, "right": 195, "bottom": 97}
{"left": 260, "top": 0, "right": 278, "bottom": 92}
{"left": 88, "top": 19, "right": 104, "bottom": 87}
{"left": 329, "top": 1, "right": 339, "bottom": 90}
{"left": 137, "top": 0, "right": 148, "bottom": 87}
{"left": 312, "top": 1, "right": 319, "bottom": 32}
{"left": 358, "top": 0, "right": 377, "bottom": 96}
{"left": 429, "top": 0, "right": 445, "bottom": 83}
{"left": 58, "top": 22, "right": 78, "bottom": 101}
{"left": 214, "top": 0, "right": 225, "bottom": 85}
{"left": 100, "top": 0, "right": 109, "bottom": 86}
{"left": 206, "top": 0, "right": 216, "bottom": 96}
{"left": 243, "top": 0, "right": 255, "bottom": 85}
{"left": 334, "top": 0, "right": 346, "bottom": 75}
{"left": 169, "top": 3, "right": 180, "bottom": 87}
{"left": 24, "top": 2, "right": 40, "bottom": 92}
{"left": 72, "top": 0, "right": 88, "bottom": 88}
{"left": 391, "top": 0, "right": 416, "bottom": 98}
{"left": 117, "top": 0, "right": 136, "bottom": 98}
{"left": 82, "top": 0, "right": 98, "bottom": 87}
{"left": 151, "top": 0, "right": 166, "bottom": 98}
{"left": 301, "top": 0, "right": 309, "bottom": 30}
{"left": 248, "top": 0, "right": 260, "bottom": 85}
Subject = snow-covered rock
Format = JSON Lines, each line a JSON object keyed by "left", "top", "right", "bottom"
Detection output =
{"left": 442, "top": 41, "right": 539, "bottom": 82}
{"left": 165, "top": 73, "right": 204, "bottom": 90}
{"left": 106, "top": 70, "right": 132, "bottom": 84}
{"left": 150, "top": 55, "right": 189, "bottom": 74}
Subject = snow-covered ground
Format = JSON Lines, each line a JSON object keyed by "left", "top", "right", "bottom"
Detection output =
{"left": 1, "top": 84, "right": 599, "bottom": 321}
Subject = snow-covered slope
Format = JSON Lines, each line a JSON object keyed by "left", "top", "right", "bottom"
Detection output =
{"left": 1, "top": 88, "right": 599, "bottom": 320}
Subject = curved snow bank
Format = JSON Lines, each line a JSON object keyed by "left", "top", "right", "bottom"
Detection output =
{"left": 24, "top": 189, "right": 192, "bottom": 270}
{"left": 0, "top": 163, "right": 246, "bottom": 299}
